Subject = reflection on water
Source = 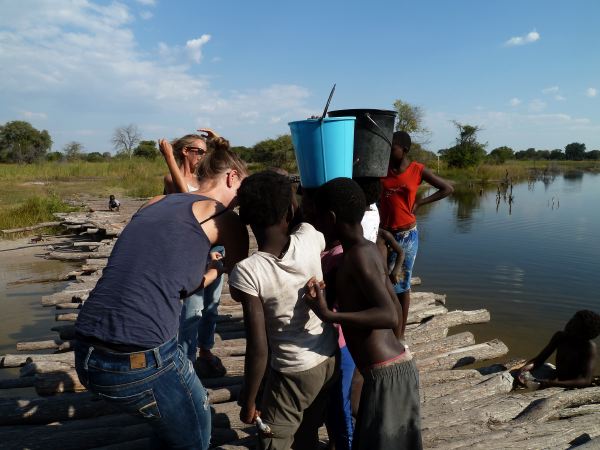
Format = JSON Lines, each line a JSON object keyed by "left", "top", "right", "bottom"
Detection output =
{"left": 415, "top": 171, "right": 600, "bottom": 371}
{"left": 0, "top": 244, "right": 75, "bottom": 388}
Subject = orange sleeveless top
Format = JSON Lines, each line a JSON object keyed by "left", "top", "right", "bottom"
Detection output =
{"left": 379, "top": 161, "right": 424, "bottom": 230}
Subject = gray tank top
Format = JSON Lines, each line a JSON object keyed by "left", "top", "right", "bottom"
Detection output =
{"left": 76, "top": 193, "right": 221, "bottom": 347}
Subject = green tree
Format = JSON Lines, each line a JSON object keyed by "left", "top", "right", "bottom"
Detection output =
{"left": 86, "top": 152, "right": 104, "bottom": 162}
{"left": 133, "top": 140, "right": 159, "bottom": 159}
{"left": 488, "top": 146, "right": 514, "bottom": 164}
{"left": 536, "top": 149, "right": 550, "bottom": 160}
{"left": 64, "top": 141, "right": 84, "bottom": 160}
{"left": 46, "top": 151, "right": 64, "bottom": 162}
{"left": 0, "top": 121, "right": 52, "bottom": 163}
{"left": 409, "top": 142, "right": 437, "bottom": 164}
{"left": 252, "top": 135, "right": 297, "bottom": 171}
{"left": 549, "top": 149, "right": 565, "bottom": 160}
{"left": 565, "top": 142, "right": 586, "bottom": 161}
{"left": 392, "top": 99, "right": 430, "bottom": 142}
{"left": 442, "top": 122, "right": 487, "bottom": 168}
{"left": 585, "top": 150, "right": 600, "bottom": 160}
{"left": 102, "top": 152, "right": 112, "bottom": 160}
{"left": 112, "top": 124, "right": 140, "bottom": 159}
{"left": 231, "top": 145, "right": 253, "bottom": 162}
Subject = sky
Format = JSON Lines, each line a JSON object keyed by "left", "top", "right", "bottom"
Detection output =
{"left": 1, "top": 0, "right": 599, "bottom": 154}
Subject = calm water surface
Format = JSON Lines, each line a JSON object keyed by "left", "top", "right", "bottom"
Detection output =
{"left": 415, "top": 171, "right": 600, "bottom": 368}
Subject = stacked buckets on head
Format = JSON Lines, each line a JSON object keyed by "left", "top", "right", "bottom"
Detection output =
{"left": 289, "top": 107, "right": 397, "bottom": 188}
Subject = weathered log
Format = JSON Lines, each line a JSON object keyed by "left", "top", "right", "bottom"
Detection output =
{"left": 406, "top": 325, "right": 448, "bottom": 346}
{"left": 407, "top": 309, "right": 490, "bottom": 346}
{"left": 0, "top": 384, "right": 241, "bottom": 427}
{"left": 47, "top": 251, "right": 109, "bottom": 261}
{"left": 20, "top": 360, "right": 73, "bottom": 377}
{"left": 1, "top": 352, "right": 74, "bottom": 368}
{"left": 426, "top": 411, "right": 600, "bottom": 449}
{"left": 202, "top": 376, "right": 244, "bottom": 389}
{"left": 42, "top": 290, "right": 89, "bottom": 306}
{"left": 421, "top": 371, "right": 514, "bottom": 412}
{"left": 0, "top": 377, "right": 35, "bottom": 389}
{"left": 411, "top": 332, "right": 475, "bottom": 359}
{"left": 513, "top": 386, "right": 600, "bottom": 424}
{"left": 406, "top": 305, "right": 448, "bottom": 324}
{"left": 0, "top": 421, "right": 151, "bottom": 450}
{"left": 35, "top": 369, "right": 86, "bottom": 396}
{"left": 16, "top": 339, "right": 70, "bottom": 352}
{"left": 56, "top": 312, "right": 79, "bottom": 322}
{"left": 212, "top": 346, "right": 247, "bottom": 358}
{"left": 421, "top": 373, "right": 495, "bottom": 403}
{"left": 419, "top": 369, "right": 482, "bottom": 388}
{"left": 55, "top": 303, "right": 82, "bottom": 310}
{"left": 1, "top": 221, "right": 61, "bottom": 234}
{"left": 416, "top": 339, "right": 509, "bottom": 372}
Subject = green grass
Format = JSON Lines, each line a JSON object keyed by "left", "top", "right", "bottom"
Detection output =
{"left": 0, "top": 192, "right": 78, "bottom": 232}
{"left": 0, "top": 158, "right": 598, "bottom": 238}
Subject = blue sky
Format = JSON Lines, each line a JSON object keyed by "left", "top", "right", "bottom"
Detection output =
{"left": 1, "top": 0, "right": 599, "bottom": 154}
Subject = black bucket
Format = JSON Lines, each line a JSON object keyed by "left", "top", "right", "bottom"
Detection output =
{"left": 327, "top": 109, "right": 396, "bottom": 177}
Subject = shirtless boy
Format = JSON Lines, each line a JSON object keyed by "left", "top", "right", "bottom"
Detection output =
{"left": 305, "top": 177, "right": 422, "bottom": 450}
{"left": 518, "top": 309, "right": 600, "bottom": 389}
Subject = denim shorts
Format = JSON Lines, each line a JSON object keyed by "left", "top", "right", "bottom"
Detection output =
{"left": 75, "top": 336, "right": 211, "bottom": 449}
{"left": 387, "top": 227, "right": 419, "bottom": 294}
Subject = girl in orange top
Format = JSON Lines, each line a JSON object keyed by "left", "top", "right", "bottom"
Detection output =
{"left": 379, "top": 131, "right": 453, "bottom": 339}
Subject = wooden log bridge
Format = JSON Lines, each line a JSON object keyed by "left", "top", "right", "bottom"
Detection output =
{"left": 1, "top": 197, "right": 599, "bottom": 449}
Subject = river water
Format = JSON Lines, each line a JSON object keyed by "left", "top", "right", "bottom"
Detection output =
{"left": 415, "top": 170, "right": 600, "bottom": 369}
{"left": 0, "top": 171, "right": 598, "bottom": 381}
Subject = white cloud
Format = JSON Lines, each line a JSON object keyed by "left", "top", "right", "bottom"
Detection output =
{"left": 140, "top": 11, "right": 153, "bottom": 20}
{"left": 505, "top": 30, "right": 540, "bottom": 47}
{"left": 21, "top": 110, "right": 47, "bottom": 120}
{"left": 528, "top": 99, "right": 546, "bottom": 112}
{"left": 509, "top": 98, "right": 521, "bottom": 107}
{"left": 136, "top": 0, "right": 156, "bottom": 6}
{"left": 542, "top": 86, "right": 559, "bottom": 94}
{"left": 186, "top": 35, "right": 211, "bottom": 63}
{"left": 586, "top": 87, "right": 597, "bottom": 98}
{"left": 555, "top": 95, "right": 566, "bottom": 101}
{"left": 0, "top": 1, "right": 315, "bottom": 149}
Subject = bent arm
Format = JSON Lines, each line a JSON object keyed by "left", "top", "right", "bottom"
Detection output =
{"left": 231, "top": 288, "right": 269, "bottom": 411}
{"left": 528, "top": 332, "right": 561, "bottom": 369}
{"left": 311, "top": 254, "right": 398, "bottom": 330}
{"left": 541, "top": 342, "right": 596, "bottom": 389}
{"left": 214, "top": 211, "right": 249, "bottom": 273}
{"left": 414, "top": 168, "right": 454, "bottom": 211}
{"left": 159, "top": 139, "right": 189, "bottom": 193}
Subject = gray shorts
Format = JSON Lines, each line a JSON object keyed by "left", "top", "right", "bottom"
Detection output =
{"left": 353, "top": 358, "right": 422, "bottom": 450}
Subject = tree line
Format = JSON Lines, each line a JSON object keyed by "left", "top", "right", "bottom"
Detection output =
{"left": 2, "top": 106, "right": 599, "bottom": 167}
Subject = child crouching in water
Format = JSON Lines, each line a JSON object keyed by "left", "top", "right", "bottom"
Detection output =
{"left": 229, "top": 171, "right": 338, "bottom": 450}
{"left": 306, "top": 177, "right": 422, "bottom": 450}
{"left": 518, "top": 309, "right": 600, "bottom": 389}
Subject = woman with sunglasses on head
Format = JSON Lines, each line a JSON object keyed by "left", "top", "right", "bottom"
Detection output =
{"left": 162, "top": 131, "right": 210, "bottom": 194}
{"left": 160, "top": 129, "right": 235, "bottom": 378}
{"left": 74, "top": 142, "right": 249, "bottom": 450}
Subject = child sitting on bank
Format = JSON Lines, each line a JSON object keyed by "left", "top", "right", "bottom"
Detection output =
{"left": 305, "top": 177, "right": 422, "bottom": 450}
{"left": 518, "top": 310, "right": 600, "bottom": 389}
{"left": 229, "top": 171, "right": 338, "bottom": 450}
{"left": 108, "top": 194, "right": 120, "bottom": 212}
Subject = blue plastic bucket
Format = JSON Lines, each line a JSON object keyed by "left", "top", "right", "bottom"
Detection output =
{"left": 288, "top": 117, "right": 355, "bottom": 188}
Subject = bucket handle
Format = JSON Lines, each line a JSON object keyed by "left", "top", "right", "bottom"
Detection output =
{"left": 365, "top": 113, "right": 393, "bottom": 147}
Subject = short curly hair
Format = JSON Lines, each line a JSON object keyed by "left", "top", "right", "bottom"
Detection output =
{"left": 565, "top": 310, "right": 600, "bottom": 340}
{"left": 354, "top": 177, "right": 382, "bottom": 205}
{"left": 237, "top": 171, "right": 292, "bottom": 227}
{"left": 315, "top": 178, "right": 365, "bottom": 224}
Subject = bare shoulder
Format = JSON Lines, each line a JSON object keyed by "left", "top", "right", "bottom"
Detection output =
{"left": 345, "top": 241, "right": 382, "bottom": 273}
{"left": 140, "top": 194, "right": 166, "bottom": 210}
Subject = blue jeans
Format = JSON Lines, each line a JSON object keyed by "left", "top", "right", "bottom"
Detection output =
{"left": 75, "top": 336, "right": 211, "bottom": 450}
{"left": 179, "top": 246, "right": 224, "bottom": 360}
{"left": 327, "top": 345, "right": 355, "bottom": 450}
{"left": 388, "top": 227, "right": 419, "bottom": 294}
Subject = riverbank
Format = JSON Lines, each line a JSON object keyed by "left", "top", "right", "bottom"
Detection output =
{"left": 1, "top": 159, "right": 598, "bottom": 237}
